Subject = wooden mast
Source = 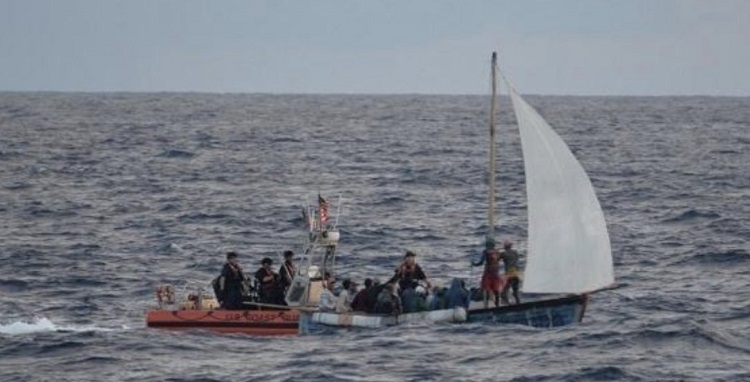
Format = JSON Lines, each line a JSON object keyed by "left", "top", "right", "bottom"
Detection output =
{"left": 488, "top": 52, "right": 498, "bottom": 239}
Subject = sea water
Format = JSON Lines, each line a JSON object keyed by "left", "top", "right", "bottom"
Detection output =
{"left": 1, "top": 93, "right": 749, "bottom": 381}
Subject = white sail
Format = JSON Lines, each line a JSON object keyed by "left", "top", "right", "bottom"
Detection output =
{"left": 508, "top": 87, "right": 614, "bottom": 294}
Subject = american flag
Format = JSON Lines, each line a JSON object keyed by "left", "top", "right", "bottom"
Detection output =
{"left": 318, "top": 194, "right": 330, "bottom": 226}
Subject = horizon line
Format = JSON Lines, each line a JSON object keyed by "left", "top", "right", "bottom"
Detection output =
{"left": 0, "top": 89, "right": 748, "bottom": 98}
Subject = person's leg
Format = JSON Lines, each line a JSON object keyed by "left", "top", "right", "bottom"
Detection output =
{"left": 511, "top": 278, "right": 521, "bottom": 304}
{"left": 500, "top": 281, "right": 511, "bottom": 305}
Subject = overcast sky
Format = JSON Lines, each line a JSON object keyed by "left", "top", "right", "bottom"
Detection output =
{"left": 1, "top": 0, "right": 748, "bottom": 95}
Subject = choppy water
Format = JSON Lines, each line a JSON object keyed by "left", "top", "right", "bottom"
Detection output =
{"left": 1, "top": 93, "right": 749, "bottom": 381}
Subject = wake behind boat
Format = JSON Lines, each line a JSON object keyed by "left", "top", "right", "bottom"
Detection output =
{"left": 465, "top": 52, "right": 615, "bottom": 327}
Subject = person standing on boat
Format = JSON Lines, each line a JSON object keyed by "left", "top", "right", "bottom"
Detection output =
{"left": 278, "top": 250, "right": 296, "bottom": 293}
{"left": 499, "top": 240, "right": 522, "bottom": 305}
{"left": 388, "top": 250, "right": 431, "bottom": 293}
{"left": 217, "top": 251, "right": 247, "bottom": 310}
{"left": 255, "top": 257, "right": 284, "bottom": 305}
{"left": 471, "top": 237, "right": 504, "bottom": 308}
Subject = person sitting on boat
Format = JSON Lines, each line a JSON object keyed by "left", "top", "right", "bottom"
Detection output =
{"left": 336, "top": 279, "right": 355, "bottom": 313}
{"left": 365, "top": 278, "right": 385, "bottom": 313}
{"left": 319, "top": 276, "right": 337, "bottom": 312}
{"left": 445, "top": 278, "right": 470, "bottom": 309}
{"left": 347, "top": 279, "right": 358, "bottom": 306}
{"left": 429, "top": 285, "right": 448, "bottom": 311}
{"left": 388, "top": 250, "right": 431, "bottom": 293}
{"left": 255, "top": 257, "right": 284, "bottom": 305}
{"left": 499, "top": 240, "right": 522, "bottom": 305}
{"left": 216, "top": 251, "right": 247, "bottom": 310}
{"left": 278, "top": 250, "right": 296, "bottom": 293}
{"left": 414, "top": 284, "right": 430, "bottom": 311}
{"left": 373, "top": 283, "right": 402, "bottom": 315}
{"left": 400, "top": 281, "right": 420, "bottom": 314}
{"left": 350, "top": 278, "right": 373, "bottom": 312}
{"left": 471, "top": 237, "right": 505, "bottom": 308}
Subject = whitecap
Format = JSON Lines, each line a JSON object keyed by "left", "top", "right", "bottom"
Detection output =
{"left": 0, "top": 317, "right": 131, "bottom": 336}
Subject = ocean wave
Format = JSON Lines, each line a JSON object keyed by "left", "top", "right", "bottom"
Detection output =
{"left": 676, "top": 249, "right": 750, "bottom": 266}
{"left": 0, "top": 279, "right": 29, "bottom": 292}
{"left": 511, "top": 366, "right": 637, "bottom": 382}
{"left": 691, "top": 321, "right": 750, "bottom": 355}
{"left": 158, "top": 149, "right": 196, "bottom": 159}
{"left": 662, "top": 209, "right": 721, "bottom": 223}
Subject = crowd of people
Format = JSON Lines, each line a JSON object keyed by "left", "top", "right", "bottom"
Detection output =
{"left": 213, "top": 250, "right": 297, "bottom": 310}
{"left": 318, "top": 250, "right": 472, "bottom": 315}
{"left": 213, "top": 239, "right": 521, "bottom": 313}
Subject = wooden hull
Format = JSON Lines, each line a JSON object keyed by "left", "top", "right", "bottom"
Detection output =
{"left": 146, "top": 309, "right": 299, "bottom": 336}
{"left": 467, "top": 294, "right": 588, "bottom": 328}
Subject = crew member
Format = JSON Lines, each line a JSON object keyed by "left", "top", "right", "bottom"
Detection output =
{"left": 255, "top": 257, "right": 283, "bottom": 305}
{"left": 388, "top": 250, "right": 430, "bottom": 293}
{"left": 217, "top": 252, "right": 247, "bottom": 310}
{"left": 278, "top": 250, "right": 296, "bottom": 293}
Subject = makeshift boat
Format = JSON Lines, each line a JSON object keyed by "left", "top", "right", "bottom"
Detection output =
{"left": 466, "top": 52, "right": 615, "bottom": 327}
{"left": 294, "top": 203, "right": 469, "bottom": 334}
{"left": 298, "top": 308, "right": 467, "bottom": 334}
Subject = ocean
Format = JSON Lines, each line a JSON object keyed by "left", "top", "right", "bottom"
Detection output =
{"left": 1, "top": 93, "right": 749, "bottom": 381}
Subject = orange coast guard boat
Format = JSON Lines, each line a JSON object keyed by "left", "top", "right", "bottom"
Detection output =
{"left": 146, "top": 283, "right": 300, "bottom": 336}
{"left": 146, "top": 308, "right": 299, "bottom": 336}
{"left": 146, "top": 194, "right": 342, "bottom": 336}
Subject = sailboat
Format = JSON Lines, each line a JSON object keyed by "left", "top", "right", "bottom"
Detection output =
{"left": 466, "top": 52, "right": 615, "bottom": 327}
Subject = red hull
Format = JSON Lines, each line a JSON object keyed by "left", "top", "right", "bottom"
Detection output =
{"left": 146, "top": 309, "right": 300, "bottom": 336}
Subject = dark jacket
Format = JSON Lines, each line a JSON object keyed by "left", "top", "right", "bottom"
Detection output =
{"left": 350, "top": 287, "right": 371, "bottom": 312}
{"left": 219, "top": 262, "right": 247, "bottom": 309}
{"left": 388, "top": 263, "right": 427, "bottom": 292}
{"left": 401, "top": 287, "right": 419, "bottom": 314}
{"left": 366, "top": 284, "right": 386, "bottom": 313}
{"left": 374, "top": 289, "right": 402, "bottom": 315}
{"left": 255, "top": 267, "right": 284, "bottom": 305}
{"left": 445, "top": 279, "right": 470, "bottom": 309}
